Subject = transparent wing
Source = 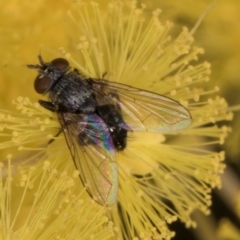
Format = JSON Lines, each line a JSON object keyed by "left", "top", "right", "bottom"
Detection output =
{"left": 90, "top": 79, "right": 192, "bottom": 132}
{"left": 58, "top": 112, "right": 118, "bottom": 206}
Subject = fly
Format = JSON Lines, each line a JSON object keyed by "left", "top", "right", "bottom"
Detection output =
{"left": 27, "top": 56, "right": 192, "bottom": 206}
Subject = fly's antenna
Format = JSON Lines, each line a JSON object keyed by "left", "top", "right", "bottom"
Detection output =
{"left": 38, "top": 55, "right": 45, "bottom": 66}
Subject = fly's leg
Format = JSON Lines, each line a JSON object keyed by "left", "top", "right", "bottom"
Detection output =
{"left": 48, "top": 129, "right": 62, "bottom": 144}
{"left": 39, "top": 100, "right": 57, "bottom": 112}
{"left": 102, "top": 72, "right": 107, "bottom": 78}
{"left": 38, "top": 100, "right": 61, "bottom": 144}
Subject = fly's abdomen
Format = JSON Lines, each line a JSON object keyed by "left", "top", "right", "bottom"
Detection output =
{"left": 96, "top": 104, "right": 128, "bottom": 150}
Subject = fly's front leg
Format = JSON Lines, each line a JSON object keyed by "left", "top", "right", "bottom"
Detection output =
{"left": 39, "top": 100, "right": 57, "bottom": 112}
{"left": 38, "top": 100, "right": 60, "bottom": 144}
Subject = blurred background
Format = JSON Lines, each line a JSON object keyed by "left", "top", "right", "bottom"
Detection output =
{"left": 0, "top": 0, "right": 239, "bottom": 239}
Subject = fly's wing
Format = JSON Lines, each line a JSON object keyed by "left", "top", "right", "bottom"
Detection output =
{"left": 90, "top": 79, "right": 192, "bottom": 132}
{"left": 58, "top": 112, "right": 118, "bottom": 206}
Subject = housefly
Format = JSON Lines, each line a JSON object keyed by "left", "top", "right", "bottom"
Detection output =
{"left": 27, "top": 56, "right": 192, "bottom": 206}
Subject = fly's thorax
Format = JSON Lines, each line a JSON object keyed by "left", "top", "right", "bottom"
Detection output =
{"left": 49, "top": 74, "right": 97, "bottom": 113}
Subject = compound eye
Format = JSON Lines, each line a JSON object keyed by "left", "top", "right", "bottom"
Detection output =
{"left": 51, "top": 58, "right": 69, "bottom": 71}
{"left": 34, "top": 75, "right": 52, "bottom": 94}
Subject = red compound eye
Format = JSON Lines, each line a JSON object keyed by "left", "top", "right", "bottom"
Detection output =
{"left": 34, "top": 75, "right": 52, "bottom": 94}
{"left": 51, "top": 58, "right": 69, "bottom": 71}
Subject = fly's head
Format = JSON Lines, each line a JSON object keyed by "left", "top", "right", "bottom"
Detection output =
{"left": 27, "top": 55, "right": 70, "bottom": 94}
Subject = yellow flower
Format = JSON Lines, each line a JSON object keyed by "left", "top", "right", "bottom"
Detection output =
{"left": 0, "top": 1, "right": 232, "bottom": 239}
{"left": 0, "top": 98, "right": 115, "bottom": 239}
{"left": 144, "top": 0, "right": 240, "bottom": 161}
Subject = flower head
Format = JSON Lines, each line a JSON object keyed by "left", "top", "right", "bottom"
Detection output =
{"left": 0, "top": 1, "right": 232, "bottom": 239}
{"left": 0, "top": 156, "right": 115, "bottom": 239}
